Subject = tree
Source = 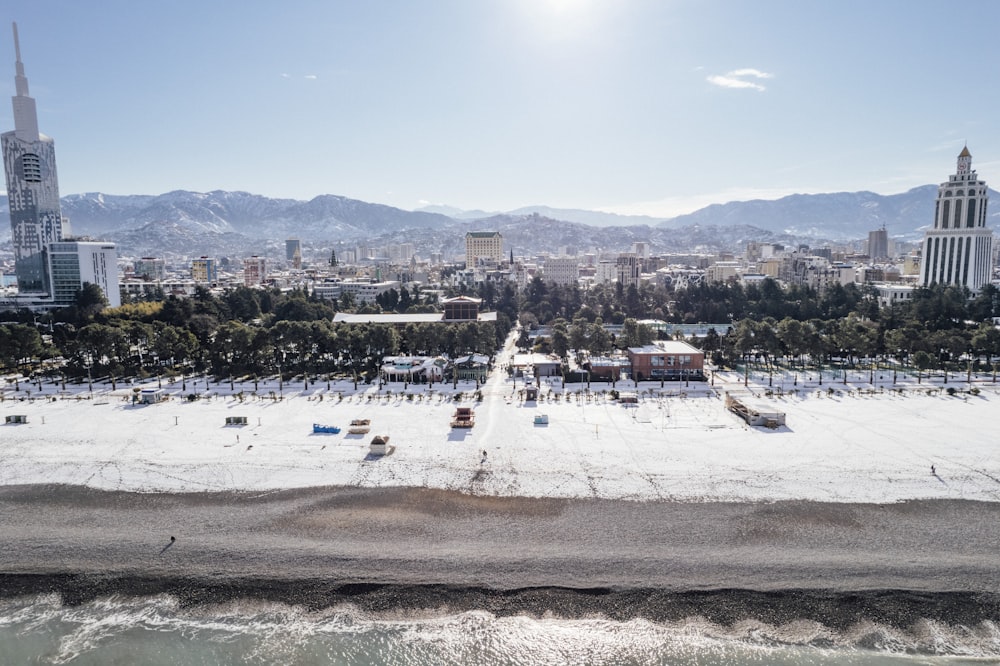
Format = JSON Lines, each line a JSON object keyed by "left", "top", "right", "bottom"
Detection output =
{"left": 912, "top": 350, "right": 934, "bottom": 383}
{"left": 551, "top": 319, "right": 570, "bottom": 358}
{"left": 0, "top": 324, "right": 43, "bottom": 372}
{"left": 72, "top": 282, "right": 109, "bottom": 324}
{"left": 620, "top": 318, "right": 653, "bottom": 349}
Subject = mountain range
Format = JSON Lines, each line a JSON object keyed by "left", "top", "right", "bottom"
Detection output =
{"left": 2, "top": 185, "right": 996, "bottom": 260}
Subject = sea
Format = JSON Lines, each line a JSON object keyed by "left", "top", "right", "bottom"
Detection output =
{"left": 1, "top": 593, "right": 997, "bottom": 665}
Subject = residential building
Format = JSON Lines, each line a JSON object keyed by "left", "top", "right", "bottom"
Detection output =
{"left": 191, "top": 256, "right": 218, "bottom": 283}
{"left": 243, "top": 256, "right": 266, "bottom": 286}
{"left": 919, "top": 147, "right": 993, "bottom": 292}
{"left": 705, "top": 261, "right": 740, "bottom": 284}
{"left": 616, "top": 253, "right": 640, "bottom": 287}
{"left": 542, "top": 255, "right": 580, "bottom": 285}
{"left": 594, "top": 260, "right": 617, "bottom": 284}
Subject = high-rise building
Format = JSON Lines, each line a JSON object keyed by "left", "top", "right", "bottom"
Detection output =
{"left": 867, "top": 227, "right": 889, "bottom": 260}
{"left": 285, "top": 239, "right": 302, "bottom": 269}
{"left": 2, "top": 23, "right": 64, "bottom": 294}
{"left": 47, "top": 241, "right": 121, "bottom": 308}
{"left": 616, "top": 253, "right": 640, "bottom": 287}
{"left": 465, "top": 231, "right": 503, "bottom": 268}
{"left": 919, "top": 147, "right": 993, "bottom": 293}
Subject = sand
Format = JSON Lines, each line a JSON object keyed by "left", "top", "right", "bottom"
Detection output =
{"left": 0, "top": 484, "right": 998, "bottom": 626}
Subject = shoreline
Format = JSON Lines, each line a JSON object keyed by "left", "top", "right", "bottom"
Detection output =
{"left": 2, "top": 485, "right": 998, "bottom": 601}
{"left": 2, "top": 574, "right": 999, "bottom": 631}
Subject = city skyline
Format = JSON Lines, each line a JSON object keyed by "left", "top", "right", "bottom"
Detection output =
{"left": 3, "top": 1, "right": 1000, "bottom": 218}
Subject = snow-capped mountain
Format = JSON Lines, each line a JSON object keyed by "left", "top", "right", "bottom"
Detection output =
{"left": 1, "top": 185, "right": 993, "bottom": 259}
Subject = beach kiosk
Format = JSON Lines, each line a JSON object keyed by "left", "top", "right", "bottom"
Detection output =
{"left": 451, "top": 407, "right": 475, "bottom": 428}
{"left": 348, "top": 419, "right": 371, "bottom": 434}
{"left": 369, "top": 435, "right": 390, "bottom": 456}
{"left": 725, "top": 393, "right": 786, "bottom": 428}
{"left": 139, "top": 388, "right": 165, "bottom": 404}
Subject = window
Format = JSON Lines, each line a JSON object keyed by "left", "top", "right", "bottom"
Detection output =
{"left": 21, "top": 153, "right": 41, "bottom": 182}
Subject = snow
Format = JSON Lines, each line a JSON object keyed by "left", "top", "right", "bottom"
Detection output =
{"left": 1, "top": 341, "right": 998, "bottom": 503}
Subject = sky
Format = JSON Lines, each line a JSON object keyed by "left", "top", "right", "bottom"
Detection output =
{"left": 2, "top": 0, "right": 1000, "bottom": 218}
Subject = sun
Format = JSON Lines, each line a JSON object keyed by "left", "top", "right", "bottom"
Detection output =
{"left": 515, "top": 0, "right": 606, "bottom": 43}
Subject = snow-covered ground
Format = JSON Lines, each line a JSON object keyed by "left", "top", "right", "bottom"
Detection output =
{"left": 3, "top": 352, "right": 998, "bottom": 504}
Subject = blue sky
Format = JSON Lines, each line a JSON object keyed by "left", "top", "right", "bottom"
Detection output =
{"left": 2, "top": 0, "right": 999, "bottom": 217}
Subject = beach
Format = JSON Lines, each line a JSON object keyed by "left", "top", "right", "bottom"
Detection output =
{"left": 0, "top": 485, "right": 998, "bottom": 625}
{"left": 1, "top": 369, "right": 999, "bottom": 503}
{"left": 2, "top": 367, "right": 1000, "bottom": 661}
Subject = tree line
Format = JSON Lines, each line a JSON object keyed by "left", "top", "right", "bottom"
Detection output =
{"left": 3, "top": 277, "right": 1000, "bottom": 381}
{"left": 1, "top": 284, "right": 507, "bottom": 383}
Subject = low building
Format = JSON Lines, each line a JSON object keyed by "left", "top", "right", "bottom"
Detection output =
{"left": 511, "top": 352, "right": 562, "bottom": 378}
{"left": 872, "top": 282, "right": 917, "bottom": 308}
{"left": 452, "top": 354, "right": 490, "bottom": 381}
{"left": 583, "top": 355, "right": 630, "bottom": 381}
{"left": 626, "top": 341, "right": 705, "bottom": 382}
{"left": 379, "top": 356, "right": 447, "bottom": 383}
{"left": 314, "top": 278, "right": 400, "bottom": 305}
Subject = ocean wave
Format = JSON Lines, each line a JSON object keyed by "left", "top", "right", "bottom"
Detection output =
{"left": 0, "top": 592, "right": 998, "bottom": 664}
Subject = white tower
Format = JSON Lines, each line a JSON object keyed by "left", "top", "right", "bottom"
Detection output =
{"left": 919, "top": 147, "right": 993, "bottom": 293}
{"left": 2, "top": 22, "right": 64, "bottom": 294}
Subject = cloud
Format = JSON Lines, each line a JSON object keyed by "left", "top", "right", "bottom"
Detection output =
{"left": 280, "top": 73, "right": 291, "bottom": 78}
{"left": 707, "top": 68, "right": 773, "bottom": 92}
{"left": 304, "top": 74, "right": 318, "bottom": 80}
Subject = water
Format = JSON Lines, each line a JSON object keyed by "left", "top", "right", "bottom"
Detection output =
{"left": 1, "top": 594, "right": 997, "bottom": 665}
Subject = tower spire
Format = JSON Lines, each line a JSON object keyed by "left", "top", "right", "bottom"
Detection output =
{"left": 10, "top": 21, "right": 39, "bottom": 142}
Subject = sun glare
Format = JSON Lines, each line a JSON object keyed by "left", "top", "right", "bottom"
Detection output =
{"left": 514, "top": 0, "right": 607, "bottom": 45}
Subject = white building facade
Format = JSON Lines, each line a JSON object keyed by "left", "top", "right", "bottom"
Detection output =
{"left": 542, "top": 255, "right": 580, "bottom": 286}
{"left": 47, "top": 240, "right": 121, "bottom": 307}
{"left": 919, "top": 147, "right": 993, "bottom": 293}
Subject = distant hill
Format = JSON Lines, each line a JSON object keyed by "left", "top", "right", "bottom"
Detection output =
{"left": 660, "top": 186, "right": 1000, "bottom": 241}
{"left": 2, "top": 185, "right": 995, "bottom": 259}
